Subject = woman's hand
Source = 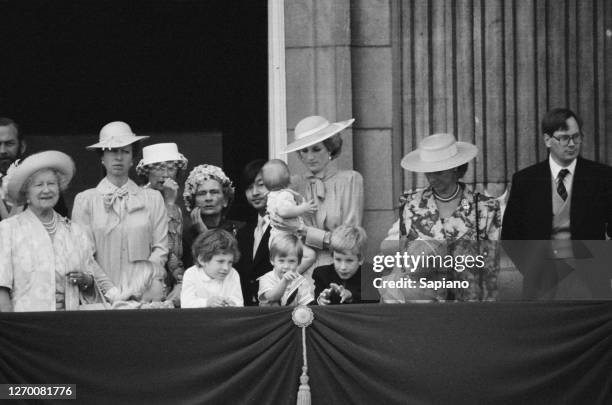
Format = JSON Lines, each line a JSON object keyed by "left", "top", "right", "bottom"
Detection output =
{"left": 269, "top": 211, "right": 304, "bottom": 235}
{"left": 67, "top": 271, "right": 93, "bottom": 291}
{"left": 162, "top": 178, "right": 179, "bottom": 205}
{"left": 190, "top": 207, "right": 208, "bottom": 234}
{"left": 172, "top": 267, "right": 184, "bottom": 283}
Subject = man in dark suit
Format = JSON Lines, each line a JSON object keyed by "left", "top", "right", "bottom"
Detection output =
{"left": 502, "top": 108, "right": 612, "bottom": 298}
{"left": 235, "top": 159, "right": 273, "bottom": 306}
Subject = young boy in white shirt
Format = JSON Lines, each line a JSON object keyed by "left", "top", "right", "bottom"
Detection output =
{"left": 181, "top": 229, "right": 244, "bottom": 308}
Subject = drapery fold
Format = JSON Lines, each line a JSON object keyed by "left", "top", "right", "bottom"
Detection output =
{"left": 1, "top": 303, "right": 610, "bottom": 404}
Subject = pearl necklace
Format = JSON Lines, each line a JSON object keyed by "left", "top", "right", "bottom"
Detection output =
{"left": 433, "top": 184, "right": 461, "bottom": 202}
{"left": 41, "top": 212, "right": 58, "bottom": 235}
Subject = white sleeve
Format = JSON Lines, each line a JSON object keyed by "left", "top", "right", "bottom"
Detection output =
{"left": 180, "top": 267, "right": 209, "bottom": 308}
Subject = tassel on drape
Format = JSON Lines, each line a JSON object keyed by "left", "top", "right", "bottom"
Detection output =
{"left": 292, "top": 306, "right": 314, "bottom": 405}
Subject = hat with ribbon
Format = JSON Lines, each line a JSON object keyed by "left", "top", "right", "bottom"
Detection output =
{"left": 284, "top": 115, "right": 355, "bottom": 153}
{"left": 87, "top": 121, "right": 149, "bottom": 150}
{"left": 400, "top": 133, "right": 478, "bottom": 173}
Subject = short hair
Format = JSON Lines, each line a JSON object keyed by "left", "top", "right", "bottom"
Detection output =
{"left": 120, "top": 260, "right": 166, "bottom": 301}
{"left": 330, "top": 225, "right": 367, "bottom": 258}
{"left": 0, "top": 117, "right": 21, "bottom": 142}
{"left": 192, "top": 228, "right": 240, "bottom": 264}
{"left": 541, "top": 108, "right": 583, "bottom": 136}
{"left": 241, "top": 159, "right": 266, "bottom": 189}
{"left": 322, "top": 134, "right": 343, "bottom": 159}
{"left": 261, "top": 159, "right": 290, "bottom": 190}
{"left": 269, "top": 234, "right": 304, "bottom": 263}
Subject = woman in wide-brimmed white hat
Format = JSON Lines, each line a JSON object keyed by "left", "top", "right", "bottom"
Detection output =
{"left": 72, "top": 122, "right": 168, "bottom": 294}
{"left": 271, "top": 115, "right": 364, "bottom": 274}
{"left": 0, "top": 151, "right": 113, "bottom": 311}
{"left": 136, "top": 142, "right": 188, "bottom": 305}
{"left": 378, "top": 133, "right": 502, "bottom": 303}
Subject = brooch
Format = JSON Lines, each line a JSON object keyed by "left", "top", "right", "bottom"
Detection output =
{"left": 461, "top": 198, "right": 470, "bottom": 211}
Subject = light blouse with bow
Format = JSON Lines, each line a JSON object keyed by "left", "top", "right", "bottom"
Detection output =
{"left": 290, "top": 162, "right": 364, "bottom": 267}
{"left": 72, "top": 178, "right": 168, "bottom": 288}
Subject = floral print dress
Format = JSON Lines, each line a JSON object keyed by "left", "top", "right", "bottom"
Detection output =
{"left": 383, "top": 183, "right": 502, "bottom": 302}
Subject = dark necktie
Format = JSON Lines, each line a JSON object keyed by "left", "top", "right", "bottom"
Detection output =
{"left": 556, "top": 169, "right": 569, "bottom": 201}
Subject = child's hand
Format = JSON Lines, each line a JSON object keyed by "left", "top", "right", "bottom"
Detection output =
{"left": 223, "top": 298, "right": 236, "bottom": 307}
{"left": 317, "top": 288, "right": 333, "bottom": 305}
{"left": 328, "top": 283, "right": 353, "bottom": 304}
{"left": 282, "top": 272, "right": 299, "bottom": 283}
{"left": 302, "top": 199, "right": 318, "bottom": 214}
{"left": 208, "top": 296, "right": 227, "bottom": 307}
{"left": 339, "top": 287, "right": 353, "bottom": 304}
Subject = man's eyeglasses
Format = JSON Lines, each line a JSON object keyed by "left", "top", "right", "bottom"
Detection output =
{"left": 550, "top": 133, "right": 583, "bottom": 146}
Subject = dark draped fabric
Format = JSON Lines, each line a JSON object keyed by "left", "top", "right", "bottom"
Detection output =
{"left": 1, "top": 303, "right": 610, "bottom": 404}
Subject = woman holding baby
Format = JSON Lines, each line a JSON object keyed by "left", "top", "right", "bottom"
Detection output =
{"left": 270, "top": 115, "right": 364, "bottom": 276}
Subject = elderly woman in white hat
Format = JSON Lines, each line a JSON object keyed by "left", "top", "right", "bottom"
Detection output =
{"left": 272, "top": 115, "right": 364, "bottom": 272}
{"left": 181, "top": 164, "right": 243, "bottom": 268}
{"left": 379, "top": 133, "right": 502, "bottom": 303}
{"left": 136, "top": 143, "right": 188, "bottom": 304}
{"left": 0, "top": 151, "right": 113, "bottom": 311}
{"left": 72, "top": 122, "right": 168, "bottom": 292}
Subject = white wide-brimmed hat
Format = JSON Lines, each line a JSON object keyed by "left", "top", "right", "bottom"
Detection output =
{"left": 3, "top": 151, "right": 75, "bottom": 204}
{"left": 401, "top": 133, "right": 478, "bottom": 173}
{"left": 135, "top": 143, "right": 188, "bottom": 176}
{"left": 86, "top": 121, "right": 149, "bottom": 150}
{"left": 284, "top": 115, "right": 355, "bottom": 153}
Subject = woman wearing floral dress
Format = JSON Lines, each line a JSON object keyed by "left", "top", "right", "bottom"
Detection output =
{"left": 0, "top": 151, "right": 112, "bottom": 311}
{"left": 379, "top": 133, "right": 502, "bottom": 303}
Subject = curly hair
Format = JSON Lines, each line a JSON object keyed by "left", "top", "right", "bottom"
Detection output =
{"left": 182, "top": 164, "right": 235, "bottom": 214}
